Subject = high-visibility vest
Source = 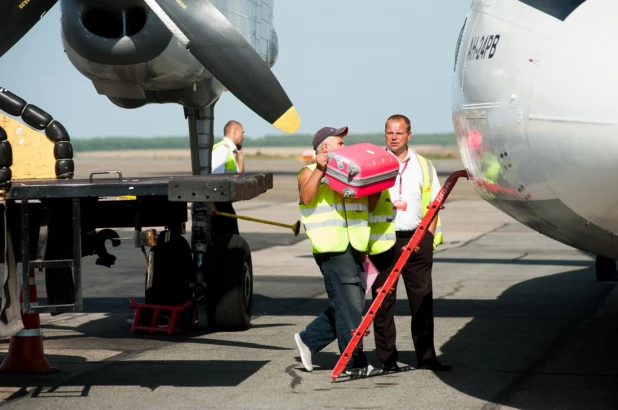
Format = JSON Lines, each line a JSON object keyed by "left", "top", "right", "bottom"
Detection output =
{"left": 367, "top": 190, "right": 396, "bottom": 255}
{"left": 416, "top": 154, "right": 444, "bottom": 248}
{"left": 213, "top": 140, "right": 237, "bottom": 173}
{"left": 298, "top": 164, "right": 371, "bottom": 254}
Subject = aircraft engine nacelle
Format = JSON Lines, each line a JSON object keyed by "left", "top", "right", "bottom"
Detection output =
{"left": 60, "top": 0, "right": 225, "bottom": 109}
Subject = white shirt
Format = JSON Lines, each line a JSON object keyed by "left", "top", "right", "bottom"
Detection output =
{"left": 388, "top": 148, "right": 441, "bottom": 232}
{"left": 212, "top": 137, "right": 238, "bottom": 174}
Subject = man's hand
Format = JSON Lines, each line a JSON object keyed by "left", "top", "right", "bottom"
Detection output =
{"left": 315, "top": 153, "right": 329, "bottom": 172}
{"left": 235, "top": 146, "right": 244, "bottom": 173}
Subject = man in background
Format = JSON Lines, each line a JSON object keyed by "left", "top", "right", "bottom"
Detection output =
{"left": 211, "top": 120, "right": 245, "bottom": 241}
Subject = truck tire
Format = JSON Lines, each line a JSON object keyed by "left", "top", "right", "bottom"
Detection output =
{"left": 145, "top": 231, "right": 193, "bottom": 306}
{"left": 206, "top": 233, "right": 252, "bottom": 331}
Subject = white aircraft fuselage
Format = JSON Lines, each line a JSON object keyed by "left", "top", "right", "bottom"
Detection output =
{"left": 452, "top": 0, "right": 618, "bottom": 261}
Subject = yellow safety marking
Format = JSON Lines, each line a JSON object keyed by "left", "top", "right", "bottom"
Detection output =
{"left": 0, "top": 115, "right": 56, "bottom": 179}
{"left": 273, "top": 106, "right": 300, "bottom": 134}
{"left": 116, "top": 195, "right": 137, "bottom": 200}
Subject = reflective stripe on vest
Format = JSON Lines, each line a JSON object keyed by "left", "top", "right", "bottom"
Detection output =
{"left": 213, "top": 140, "right": 237, "bottom": 173}
{"left": 298, "top": 164, "right": 370, "bottom": 253}
{"left": 367, "top": 190, "right": 396, "bottom": 255}
{"left": 416, "top": 154, "right": 444, "bottom": 247}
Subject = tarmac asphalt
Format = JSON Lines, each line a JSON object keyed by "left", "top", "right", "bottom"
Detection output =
{"left": 0, "top": 156, "right": 617, "bottom": 409}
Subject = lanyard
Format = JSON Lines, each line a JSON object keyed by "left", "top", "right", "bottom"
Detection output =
{"left": 398, "top": 160, "right": 409, "bottom": 198}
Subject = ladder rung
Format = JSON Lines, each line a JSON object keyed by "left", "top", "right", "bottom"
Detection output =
{"left": 29, "top": 259, "right": 74, "bottom": 269}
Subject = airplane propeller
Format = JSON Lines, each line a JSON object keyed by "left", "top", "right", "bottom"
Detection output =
{"left": 143, "top": 0, "right": 300, "bottom": 134}
{"left": 0, "top": 0, "right": 58, "bottom": 59}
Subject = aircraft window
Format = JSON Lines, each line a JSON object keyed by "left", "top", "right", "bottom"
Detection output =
{"left": 518, "top": 0, "right": 587, "bottom": 21}
{"left": 454, "top": 18, "right": 467, "bottom": 72}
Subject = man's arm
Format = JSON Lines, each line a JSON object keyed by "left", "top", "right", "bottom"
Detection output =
{"left": 298, "top": 153, "right": 328, "bottom": 205}
{"left": 428, "top": 216, "right": 438, "bottom": 235}
{"left": 235, "top": 147, "right": 244, "bottom": 173}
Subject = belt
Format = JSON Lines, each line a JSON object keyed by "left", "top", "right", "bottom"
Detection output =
{"left": 395, "top": 230, "right": 415, "bottom": 238}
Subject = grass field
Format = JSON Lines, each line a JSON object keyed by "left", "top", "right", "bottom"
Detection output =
{"left": 75, "top": 145, "right": 459, "bottom": 160}
{"left": 71, "top": 132, "right": 456, "bottom": 152}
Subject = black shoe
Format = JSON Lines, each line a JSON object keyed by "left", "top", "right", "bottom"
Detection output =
{"left": 382, "top": 362, "right": 401, "bottom": 373}
{"left": 417, "top": 359, "right": 452, "bottom": 372}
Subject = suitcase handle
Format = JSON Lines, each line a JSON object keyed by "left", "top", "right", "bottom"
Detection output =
{"left": 327, "top": 152, "right": 360, "bottom": 177}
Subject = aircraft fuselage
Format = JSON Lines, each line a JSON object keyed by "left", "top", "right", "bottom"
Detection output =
{"left": 453, "top": 0, "right": 618, "bottom": 259}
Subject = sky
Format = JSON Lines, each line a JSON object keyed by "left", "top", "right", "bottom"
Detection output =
{"left": 0, "top": 1, "right": 471, "bottom": 139}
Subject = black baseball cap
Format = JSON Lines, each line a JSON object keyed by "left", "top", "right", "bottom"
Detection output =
{"left": 312, "top": 126, "right": 349, "bottom": 150}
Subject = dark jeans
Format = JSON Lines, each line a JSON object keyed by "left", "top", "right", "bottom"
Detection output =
{"left": 299, "top": 245, "right": 368, "bottom": 369}
{"left": 368, "top": 230, "right": 437, "bottom": 365}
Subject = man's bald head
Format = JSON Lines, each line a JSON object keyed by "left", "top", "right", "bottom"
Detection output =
{"left": 224, "top": 120, "right": 245, "bottom": 146}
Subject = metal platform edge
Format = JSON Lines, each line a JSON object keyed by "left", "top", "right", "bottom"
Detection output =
{"left": 3, "top": 172, "right": 274, "bottom": 202}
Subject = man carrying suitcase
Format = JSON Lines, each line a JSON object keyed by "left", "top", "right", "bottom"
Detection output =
{"left": 368, "top": 114, "right": 452, "bottom": 373}
{"left": 293, "top": 126, "right": 383, "bottom": 377}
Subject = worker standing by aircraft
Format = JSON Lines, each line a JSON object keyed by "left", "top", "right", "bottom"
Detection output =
{"left": 211, "top": 120, "right": 245, "bottom": 241}
{"left": 294, "top": 126, "right": 384, "bottom": 377}
{"left": 368, "top": 114, "right": 452, "bottom": 373}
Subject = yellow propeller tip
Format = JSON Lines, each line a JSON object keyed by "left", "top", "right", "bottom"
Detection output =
{"left": 273, "top": 106, "right": 300, "bottom": 134}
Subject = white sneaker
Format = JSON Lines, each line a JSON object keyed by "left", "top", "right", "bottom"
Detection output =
{"left": 344, "top": 364, "right": 381, "bottom": 379}
{"left": 294, "top": 333, "right": 313, "bottom": 372}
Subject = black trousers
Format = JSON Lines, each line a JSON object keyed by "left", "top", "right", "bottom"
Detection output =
{"left": 368, "top": 230, "right": 437, "bottom": 365}
{"left": 212, "top": 202, "right": 239, "bottom": 243}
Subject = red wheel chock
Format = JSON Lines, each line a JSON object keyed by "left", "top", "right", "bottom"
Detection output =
{"left": 129, "top": 297, "right": 195, "bottom": 336}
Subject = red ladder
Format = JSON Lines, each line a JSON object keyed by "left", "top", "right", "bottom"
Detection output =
{"left": 331, "top": 170, "right": 468, "bottom": 381}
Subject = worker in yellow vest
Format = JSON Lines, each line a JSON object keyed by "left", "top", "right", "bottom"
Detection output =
{"left": 211, "top": 120, "right": 245, "bottom": 242}
{"left": 293, "top": 126, "right": 386, "bottom": 378}
{"left": 368, "top": 114, "right": 451, "bottom": 373}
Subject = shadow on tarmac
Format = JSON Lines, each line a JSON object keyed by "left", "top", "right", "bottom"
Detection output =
{"left": 433, "top": 267, "right": 618, "bottom": 409}
{"left": 0, "top": 358, "right": 269, "bottom": 392}
{"left": 290, "top": 264, "right": 618, "bottom": 408}
{"left": 1, "top": 261, "right": 617, "bottom": 407}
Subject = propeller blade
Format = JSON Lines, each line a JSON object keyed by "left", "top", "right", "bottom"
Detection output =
{"left": 144, "top": 0, "right": 299, "bottom": 133}
{"left": 0, "top": 0, "right": 58, "bottom": 58}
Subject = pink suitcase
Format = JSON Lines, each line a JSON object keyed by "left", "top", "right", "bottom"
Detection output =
{"left": 322, "top": 142, "right": 398, "bottom": 198}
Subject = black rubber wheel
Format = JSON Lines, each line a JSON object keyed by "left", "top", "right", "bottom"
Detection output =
{"left": 145, "top": 232, "right": 193, "bottom": 306}
{"left": 182, "top": 303, "right": 198, "bottom": 331}
{"left": 595, "top": 255, "right": 618, "bottom": 283}
{"left": 205, "top": 233, "right": 253, "bottom": 331}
